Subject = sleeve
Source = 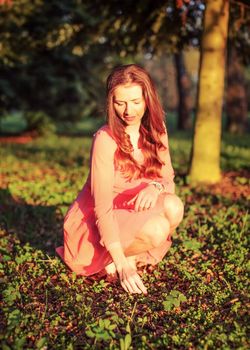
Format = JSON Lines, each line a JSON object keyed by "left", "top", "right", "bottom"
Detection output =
{"left": 157, "top": 132, "right": 175, "bottom": 194}
{"left": 90, "top": 129, "right": 121, "bottom": 250}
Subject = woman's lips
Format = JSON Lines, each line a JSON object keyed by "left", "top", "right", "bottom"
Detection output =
{"left": 124, "top": 116, "right": 135, "bottom": 121}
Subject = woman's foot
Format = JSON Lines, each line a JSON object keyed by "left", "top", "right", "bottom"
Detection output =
{"left": 103, "top": 262, "right": 118, "bottom": 282}
{"left": 105, "top": 262, "right": 117, "bottom": 276}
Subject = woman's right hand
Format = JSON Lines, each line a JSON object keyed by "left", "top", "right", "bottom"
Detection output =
{"left": 117, "top": 260, "right": 147, "bottom": 295}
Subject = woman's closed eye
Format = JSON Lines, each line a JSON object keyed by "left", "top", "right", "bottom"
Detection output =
{"left": 115, "top": 102, "right": 125, "bottom": 107}
{"left": 115, "top": 100, "right": 141, "bottom": 106}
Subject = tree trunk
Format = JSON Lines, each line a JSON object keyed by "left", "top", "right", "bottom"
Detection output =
{"left": 174, "top": 51, "right": 192, "bottom": 130}
{"left": 189, "top": 0, "right": 229, "bottom": 184}
{"left": 226, "top": 44, "right": 248, "bottom": 134}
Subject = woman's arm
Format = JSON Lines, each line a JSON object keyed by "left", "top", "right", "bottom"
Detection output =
{"left": 91, "top": 129, "right": 147, "bottom": 294}
{"left": 157, "top": 131, "right": 175, "bottom": 194}
{"left": 90, "top": 129, "right": 121, "bottom": 249}
{"left": 127, "top": 131, "right": 175, "bottom": 211}
{"left": 90, "top": 130, "right": 130, "bottom": 266}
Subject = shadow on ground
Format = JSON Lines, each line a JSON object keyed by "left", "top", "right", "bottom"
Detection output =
{"left": 0, "top": 188, "right": 63, "bottom": 256}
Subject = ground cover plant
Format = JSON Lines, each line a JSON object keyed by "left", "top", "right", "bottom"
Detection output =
{"left": 0, "top": 131, "right": 249, "bottom": 349}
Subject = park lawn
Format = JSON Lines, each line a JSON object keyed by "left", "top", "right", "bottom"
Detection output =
{"left": 0, "top": 132, "right": 249, "bottom": 350}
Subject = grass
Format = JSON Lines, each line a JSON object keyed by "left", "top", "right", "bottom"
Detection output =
{"left": 0, "top": 131, "right": 249, "bottom": 349}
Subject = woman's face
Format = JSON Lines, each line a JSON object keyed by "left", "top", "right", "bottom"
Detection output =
{"left": 113, "top": 84, "right": 146, "bottom": 128}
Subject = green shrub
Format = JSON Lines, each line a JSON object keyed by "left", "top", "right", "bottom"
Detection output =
{"left": 24, "top": 111, "right": 56, "bottom": 136}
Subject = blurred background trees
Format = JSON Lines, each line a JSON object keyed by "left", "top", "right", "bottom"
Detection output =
{"left": 0, "top": 1, "right": 249, "bottom": 129}
{"left": 0, "top": 0, "right": 108, "bottom": 125}
{"left": 0, "top": 0, "right": 249, "bottom": 183}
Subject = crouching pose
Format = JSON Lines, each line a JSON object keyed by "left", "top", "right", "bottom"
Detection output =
{"left": 56, "top": 64, "right": 184, "bottom": 294}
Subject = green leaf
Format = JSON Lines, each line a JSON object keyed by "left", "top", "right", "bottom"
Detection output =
{"left": 163, "top": 300, "right": 173, "bottom": 311}
{"left": 172, "top": 298, "right": 180, "bottom": 307}
{"left": 124, "top": 333, "right": 132, "bottom": 349}
{"left": 2, "top": 254, "right": 12, "bottom": 262}
{"left": 85, "top": 330, "right": 95, "bottom": 338}
{"left": 99, "top": 319, "right": 104, "bottom": 328}
{"left": 120, "top": 338, "right": 125, "bottom": 350}
{"left": 3, "top": 286, "right": 21, "bottom": 305}
{"left": 109, "top": 324, "right": 117, "bottom": 330}
{"left": 36, "top": 337, "right": 47, "bottom": 349}
{"left": 179, "top": 294, "right": 187, "bottom": 302}
{"left": 14, "top": 336, "right": 26, "bottom": 349}
{"left": 7, "top": 309, "right": 21, "bottom": 330}
{"left": 60, "top": 273, "right": 69, "bottom": 283}
{"left": 76, "top": 293, "right": 82, "bottom": 302}
{"left": 170, "top": 290, "right": 179, "bottom": 297}
{"left": 183, "top": 239, "right": 202, "bottom": 251}
{"left": 103, "top": 319, "right": 110, "bottom": 327}
{"left": 163, "top": 290, "right": 187, "bottom": 311}
{"left": 126, "top": 322, "right": 131, "bottom": 333}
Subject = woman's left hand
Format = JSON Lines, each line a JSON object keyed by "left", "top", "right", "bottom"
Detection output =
{"left": 127, "top": 184, "right": 160, "bottom": 212}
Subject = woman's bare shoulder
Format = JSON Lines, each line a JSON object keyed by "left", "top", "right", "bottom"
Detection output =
{"left": 93, "top": 124, "right": 117, "bottom": 150}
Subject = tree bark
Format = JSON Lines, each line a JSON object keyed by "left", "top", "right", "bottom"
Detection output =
{"left": 189, "top": 0, "right": 229, "bottom": 184}
{"left": 226, "top": 44, "right": 248, "bottom": 134}
{"left": 174, "top": 51, "right": 192, "bottom": 130}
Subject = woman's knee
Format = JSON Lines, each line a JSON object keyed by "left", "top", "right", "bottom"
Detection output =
{"left": 163, "top": 194, "right": 184, "bottom": 226}
{"left": 140, "top": 215, "right": 170, "bottom": 248}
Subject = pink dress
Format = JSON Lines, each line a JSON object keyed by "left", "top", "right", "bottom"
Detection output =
{"left": 56, "top": 125, "right": 175, "bottom": 276}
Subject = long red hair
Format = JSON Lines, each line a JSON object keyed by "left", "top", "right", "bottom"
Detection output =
{"left": 106, "top": 64, "right": 167, "bottom": 180}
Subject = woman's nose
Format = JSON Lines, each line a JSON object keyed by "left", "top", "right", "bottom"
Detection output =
{"left": 125, "top": 103, "right": 133, "bottom": 115}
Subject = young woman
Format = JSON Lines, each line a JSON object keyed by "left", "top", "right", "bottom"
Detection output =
{"left": 56, "top": 64, "right": 184, "bottom": 294}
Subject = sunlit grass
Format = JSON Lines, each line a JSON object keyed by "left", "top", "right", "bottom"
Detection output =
{"left": 0, "top": 132, "right": 249, "bottom": 349}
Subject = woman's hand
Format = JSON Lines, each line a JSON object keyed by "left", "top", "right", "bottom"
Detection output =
{"left": 117, "top": 260, "right": 147, "bottom": 294}
{"left": 127, "top": 184, "right": 160, "bottom": 211}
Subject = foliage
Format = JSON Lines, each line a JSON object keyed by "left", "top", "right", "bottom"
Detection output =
{"left": 24, "top": 111, "right": 56, "bottom": 136}
{"left": 162, "top": 290, "right": 187, "bottom": 311}
{"left": 0, "top": 0, "right": 109, "bottom": 120}
{"left": 0, "top": 131, "right": 249, "bottom": 349}
{"left": 229, "top": 0, "right": 250, "bottom": 65}
{"left": 0, "top": 0, "right": 249, "bottom": 130}
{"left": 0, "top": 0, "right": 206, "bottom": 122}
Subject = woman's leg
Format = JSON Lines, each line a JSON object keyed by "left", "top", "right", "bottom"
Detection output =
{"left": 105, "top": 194, "right": 184, "bottom": 275}
{"left": 163, "top": 194, "right": 184, "bottom": 234}
{"left": 105, "top": 214, "right": 169, "bottom": 275}
{"left": 124, "top": 214, "right": 170, "bottom": 256}
{"left": 123, "top": 194, "right": 184, "bottom": 262}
